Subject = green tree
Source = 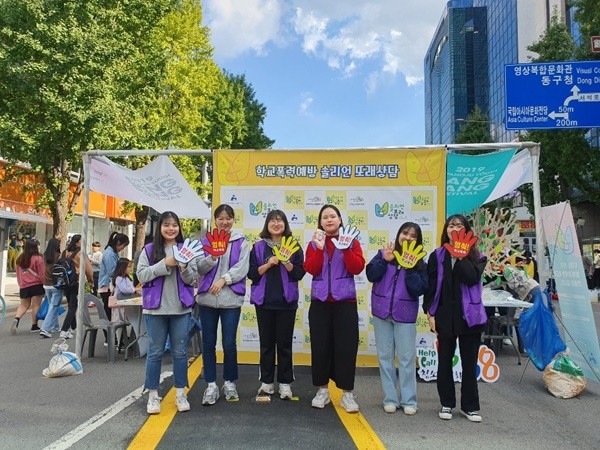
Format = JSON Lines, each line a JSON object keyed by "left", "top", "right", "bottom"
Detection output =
{"left": 0, "top": 0, "right": 176, "bottom": 241}
{"left": 522, "top": 11, "right": 600, "bottom": 206}
{"left": 455, "top": 105, "right": 494, "bottom": 145}
{"left": 574, "top": 0, "right": 600, "bottom": 60}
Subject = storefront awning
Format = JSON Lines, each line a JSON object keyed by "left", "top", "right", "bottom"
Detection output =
{"left": 0, "top": 209, "right": 52, "bottom": 224}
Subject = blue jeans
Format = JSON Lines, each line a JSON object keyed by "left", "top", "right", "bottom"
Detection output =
{"left": 144, "top": 313, "right": 190, "bottom": 390}
{"left": 41, "top": 287, "right": 63, "bottom": 333}
{"left": 199, "top": 306, "right": 241, "bottom": 383}
{"left": 373, "top": 316, "right": 417, "bottom": 408}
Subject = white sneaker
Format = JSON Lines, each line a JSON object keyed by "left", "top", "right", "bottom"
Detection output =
{"left": 59, "top": 330, "right": 73, "bottom": 339}
{"left": 202, "top": 384, "right": 219, "bottom": 405}
{"left": 340, "top": 392, "right": 359, "bottom": 413}
{"left": 279, "top": 383, "right": 293, "bottom": 400}
{"left": 383, "top": 403, "right": 397, "bottom": 413}
{"left": 175, "top": 393, "right": 190, "bottom": 412}
{"left": 223, "top": 381, "right": 239, "bottom": 401}
{"left": 439, "top": 406, "right": 453, "bottom": 420}
{"left": 147, "top": 396, "right": 161, "bottom": 414}
{"left": 461, "top": 410, "right": 482, "bottom": 422}
{"left": 311, "top": 387, "right": 330, "bottom": 409}
{"left": 258, "top": 383, "right": 275, "bottom": 395}
{"left": 403, "top": 406, "right": 418, "bottom": 415}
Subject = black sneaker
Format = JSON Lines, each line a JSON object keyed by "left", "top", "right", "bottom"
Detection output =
{"left": 439, "top": 406, "right": 453, "bottom": 420}
{"left": 30, "top": 324, "right": 40, "bottom": 333}
{"left": 10, "top": 318, "right": 19, "bottom": 335}
{"left": 461, "top": 410, "right": 482, "bottom": 422}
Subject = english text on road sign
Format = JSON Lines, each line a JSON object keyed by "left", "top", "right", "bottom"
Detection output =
{"left": 505, "top": 61, "right": 600, "bottom": 130}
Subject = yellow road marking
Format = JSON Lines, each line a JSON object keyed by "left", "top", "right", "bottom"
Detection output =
{"left": 128, "top": 356, "right": 203, "bottom": 450}
{"left": 328, "top": 382, "right": 386, "bottom": 450}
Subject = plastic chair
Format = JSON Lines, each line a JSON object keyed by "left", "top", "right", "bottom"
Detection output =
{"left": 482, "top": 312, "right": 522, "bottom": 365}
{"left": 80, "top": 293, "right": 130, "bottom": 363}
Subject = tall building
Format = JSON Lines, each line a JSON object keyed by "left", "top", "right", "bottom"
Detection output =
{"left": 425, "top": 0, "right": 576, "bottom": 144}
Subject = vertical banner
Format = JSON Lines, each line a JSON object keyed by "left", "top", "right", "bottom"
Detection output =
{"left": 213, "top": 148, "right": 446, "bottom": 365}
{"left": 541, "top": 202, "right": 600, "bottom": 381}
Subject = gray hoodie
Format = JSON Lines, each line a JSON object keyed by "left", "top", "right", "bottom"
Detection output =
{"left": 195, "top": 232, "right": 250, "bottom": 309}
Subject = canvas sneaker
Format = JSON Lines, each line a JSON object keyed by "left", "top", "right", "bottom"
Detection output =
{"left": 175, "top": 393, "right": 190, "bottom": 412}
{"left": 30, "top": 324, "right": 40, "bottom": 332}
{"left": 10, "top": 318, "right": 19, "bottom": 335}
{"left": 258, "top": 383, "right": 275, "bottom": 395}
{"left": 59, "top": 330, "right": 73, "bottom": 339}
{"left": 403, "top": 406, "right": 418, "bottom": 416}
{"left": 202, "top": 384, "right": 219, "bottom": 405}
{"left": 439, "top": 407, "right": 453, "bottom": 420}
{"left": 461, "top": 410, "right": 482, "bottom": 422}
{"left": 340, "top": 392, "right": 359, "bottom": 413}
{"left": 311, "top": 387, "right": 330, "bottom": 409}
{"left": 279, "top": 383, "right": 293, "bottom": 400}
{"left": 40, "top": 330, "right": 52, "bottom": 339}
{"left": 383, "top": 403, "right": 397, "bottom": 413}
{"left": 147, "top": 396, "right": 161, "bottom": 414}
{"left": 223, "top": 381, "right": 239, "bottom": 401}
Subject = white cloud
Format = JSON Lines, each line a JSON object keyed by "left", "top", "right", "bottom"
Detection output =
{"left": 299, "top": 94, "right": 314, "bottom": 115}
{"left": 204, "top": 0, "right": 447, "bottom": 86}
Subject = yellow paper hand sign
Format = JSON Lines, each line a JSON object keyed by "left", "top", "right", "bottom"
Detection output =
{"left": 394, "top": 240, "right": 426, "bottom": 269}
{"left": 273, "top": 236, "right": 300, "bottom": 263}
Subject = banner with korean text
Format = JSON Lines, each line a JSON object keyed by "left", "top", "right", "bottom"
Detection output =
{"left": 541, "top": 202, "right": 600, "bottom": 382}
{"left": 213, "top": 148, "right": 446, "bottom": 366}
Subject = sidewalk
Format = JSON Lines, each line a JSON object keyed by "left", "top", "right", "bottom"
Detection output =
{"left": 1, "top": 272, "right": 23, "bottom": 314}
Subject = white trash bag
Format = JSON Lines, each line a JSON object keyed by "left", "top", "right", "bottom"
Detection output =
{"left": 43, "top": 339, "right": 83, "bottom": 378}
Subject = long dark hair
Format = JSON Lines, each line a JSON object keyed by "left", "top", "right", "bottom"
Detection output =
{"left": 105, "top": 231, "right": 130, "bottom": 251}
{"left": 441, "top": 214, "right": 480, "bottom": 262}
{"left": 44, "top": 237, "right": 61, "bottom": 265}
{"left": 16, "top": 239, "right": 41, "bottom": 269}
{"left": 260, "top": 209, "right": 292, "bottom": 239}
{"left": 394, "top": 222, "right": 426, "bottom": 270}
{"left": 317, "top": 204, "right": 343, "bottom": 230}
{"left": 152, "top": 211, "right": 184, "bottom": 263}
{"left": 63, "top": 234, "right": 81, "bottom": 257}
{"left": 112, "top": 257, "right": 132, "bottom": 287}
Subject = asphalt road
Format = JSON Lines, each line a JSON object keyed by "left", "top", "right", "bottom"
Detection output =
{"left": 0, "top": 287, "right": 599, "bottom": 449}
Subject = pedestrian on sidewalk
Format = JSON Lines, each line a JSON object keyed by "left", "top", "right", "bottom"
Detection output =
{"left": 59, "top": 235, "right": 94, "bottom": 339}
{"left": 12, "top": 238, "right": 45, "bottom": 334}
{"left": 39, "top": 237, "right": 64, "bottom": 338}
{"left": 98, "top": 232, "right": 130, "bottom": 325}
{"left": 89, "top": 241, "right": 103, "bottom": 297}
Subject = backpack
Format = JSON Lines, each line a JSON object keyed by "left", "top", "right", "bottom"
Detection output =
{"left": 52, "top": 249, "right": 80, "bottom": 290}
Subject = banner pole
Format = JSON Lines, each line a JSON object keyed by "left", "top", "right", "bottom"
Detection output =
{"left": 530, "top": 144, "right": 547, "bottom": 290}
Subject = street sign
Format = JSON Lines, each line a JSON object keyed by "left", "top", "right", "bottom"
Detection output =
{"left": 505, "top": 60, "right": 600, "bottom": 130}
{"left": 591, "top": 36, "right": 600, "bottom": 53}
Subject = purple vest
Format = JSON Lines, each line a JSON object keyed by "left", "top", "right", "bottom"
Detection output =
{"left": 310, "top": 241, "right": 357, "bottom": 302}
{"left": 197, "top": 237, "right": 246, "bottom": 296}
{"left": 141, "top": 243, "right": 195, "bottom": 310}
{"left": 250, "top": 240, "right": 299, "bottom": 305}
{"left": 370, "top": 253, "right": 419, "bottom": 323}
{"left": 429, "top": 247, "right": 487, "bottom": 327}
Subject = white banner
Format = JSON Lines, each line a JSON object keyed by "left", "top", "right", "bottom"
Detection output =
{"left": 485, "top": 149, "right": 534, "bottom": 204}
{"left": 89, "top": 155, "right": 211, "bottom": 219}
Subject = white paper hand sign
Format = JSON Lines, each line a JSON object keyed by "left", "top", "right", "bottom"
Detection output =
{"left": 332, "top": 225, "right": 360, "bottom": 250}
{"left": 174, "top": 238, "right": 203, "bottom": 264}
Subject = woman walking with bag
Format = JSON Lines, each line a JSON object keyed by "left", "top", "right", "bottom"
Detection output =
{"left": 39, "top": 237, "right": 64, "bottom": 338}
{"left": 11, "top": 239, "right": 46, "bottom": 334}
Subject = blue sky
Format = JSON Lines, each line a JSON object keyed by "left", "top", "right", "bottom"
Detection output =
{"left": 203, "top": 0, "right": 448, "bottom": 149}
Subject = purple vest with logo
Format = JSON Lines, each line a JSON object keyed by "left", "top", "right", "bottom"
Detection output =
{"left": 141, "top": 243, "right": 195, "bottom": 310}
{"left": 250, "top": 240, "right": 299, "bottom": 306}
{"left": 429, "top": 247, "right": 487, "bottom": 327}
{"left": 310, "top": 241, "right": 357, "bottom": 302}
{"left": 197, "top": 237, "right": 246, "bottom": 296}
{"left": 370, "top": 253, "right": 419, "bottom": 323}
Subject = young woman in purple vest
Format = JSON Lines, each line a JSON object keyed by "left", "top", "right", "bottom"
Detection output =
{"left": 136, "top": 211, "right": 198, "bottom": 415}
{"left": 423, "top": 214, "right": 487, "bottom": 423}
{"left": 248, "top": 209, "right": 306, "bottom": 400}
{"left": 195, "top": 204, "right": 250, "bottom": 405}
{"left": 366, "top": 222, "right": 428, "bottom": 415}
{"left": 304, "top": 204, "right": 365, "bottom": 413}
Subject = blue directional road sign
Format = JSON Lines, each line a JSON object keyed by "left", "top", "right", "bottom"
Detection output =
{"left": 505, "top": 60, "right": 600, "bottom": 130}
